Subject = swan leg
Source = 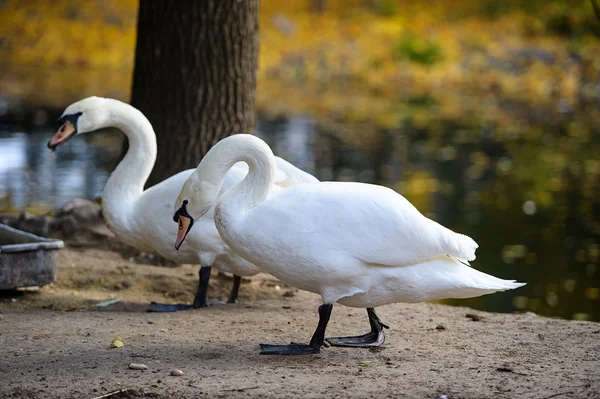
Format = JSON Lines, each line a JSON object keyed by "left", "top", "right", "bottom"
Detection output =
{"left": 192, "top": 265, "right": 212, "bottom": 308}
{"left": 325, "top": 308, "right": 389, "bottom": 348}
{"left": 148, "top": 265, "right": 211, "bottom": 312}
{"left": 226, "top": 275, "right": 242, "bottom": 304}
{"left": 260, "top": 304, "right": 333, "bottom": 355}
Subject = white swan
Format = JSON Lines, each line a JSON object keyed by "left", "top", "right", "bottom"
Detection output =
{"left": 174, "top": 134, "right": 525, "bottom": 355}
{"left": 47, "top": 97, "right": 318, "bottom": 312}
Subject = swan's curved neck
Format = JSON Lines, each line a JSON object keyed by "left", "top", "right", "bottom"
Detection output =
{"left": 201, "top": 135, "right": 276, "bottom": 214}
{"left": 100, "top": 100, "right": 157, "bottom": 219}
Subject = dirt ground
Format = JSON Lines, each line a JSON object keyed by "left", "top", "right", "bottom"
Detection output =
{"left": 1, "top": 245, "right": 599, "bottom": 399}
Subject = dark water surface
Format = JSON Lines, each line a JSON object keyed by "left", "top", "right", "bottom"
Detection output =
{"left": 1, "top": 114, "right": 598, "bottom": 321}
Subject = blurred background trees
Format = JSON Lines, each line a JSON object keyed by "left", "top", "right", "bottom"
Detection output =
{"left": 0, "top": 0, "right": 599, "bottom": 320}
{"left": 131, "top": 0, "right": 259, "bottom": 186}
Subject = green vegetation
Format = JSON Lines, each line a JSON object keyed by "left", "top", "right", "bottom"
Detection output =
{"left": 393, "top": 33, "right": 442, "bottom": 65}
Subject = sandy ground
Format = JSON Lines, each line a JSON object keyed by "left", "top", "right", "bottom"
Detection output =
{"left": 1, "top": 245, "right": 599, "bottom": 399}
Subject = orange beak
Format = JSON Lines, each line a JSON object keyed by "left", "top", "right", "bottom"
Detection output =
{"left": 175, "top": 215, "right": 193, "bottom": 250}
{"left": 47, "top": 120, "right": 76, "bottom": 151}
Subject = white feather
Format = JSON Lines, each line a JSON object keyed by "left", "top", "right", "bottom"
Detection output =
{"left": 179, "top": 134, "right": 525, "bottom": 308}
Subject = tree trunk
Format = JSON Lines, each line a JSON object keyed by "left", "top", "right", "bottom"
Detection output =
{"left": 131, "top": 0, "right": 259, "bottom": 187}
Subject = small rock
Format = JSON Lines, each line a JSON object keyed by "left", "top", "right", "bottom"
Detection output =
{"left": 465, "top": 313, "right": 482, "bottom": 321}
{"left": 129, "top": 363, "right": 148, "bottom": 370}
{"left": 435, "top": 324, "right": 446, "bottom": 331}
{"left": 282, "top": 306, "right": 291, "bottom": 309}
{"left": 282, "top": 291, "right": 295, "bottom": 298}
{"left": 171, "top": 369, "right": 184, "bottom": 376}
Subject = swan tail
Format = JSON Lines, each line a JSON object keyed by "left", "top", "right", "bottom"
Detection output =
{"left": 443, "top": 260, "right": 526, "bottom": 299}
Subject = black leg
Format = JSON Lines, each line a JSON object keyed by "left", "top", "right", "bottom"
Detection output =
{"left": 192, "top": 265, "right": 212, "bottom": 308}
{"left": 325, "top": 308, "right": 389, "bottom": 348}
{"left": 260, "top": 304, "right": 333, "bottom": 355}
{"left": 148, "top": 265, "right": 211, "bottom": 312}
{"left": 226, "top": 275, "right": 242, "bottom": 304}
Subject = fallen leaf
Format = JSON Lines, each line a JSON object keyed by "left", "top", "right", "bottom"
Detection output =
{"left": 93, "top": 298, "right": 122, "bottom": 308}
{"left": 109, "top": 336, "right": 125, "bottom": 349}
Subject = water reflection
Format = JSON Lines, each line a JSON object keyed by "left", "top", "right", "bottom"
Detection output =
{"left": 0, "top": 116, "right": 598, "bottom": 321}
{"left": 0, "top": 128, "right": 117, "bottom": 211}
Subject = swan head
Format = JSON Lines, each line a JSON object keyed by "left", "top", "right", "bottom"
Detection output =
{"left": 48, "top": 96, "right": 110, "bottom": 151}
{"left": 173, "top": 176, "right": 219, "bottom": 250}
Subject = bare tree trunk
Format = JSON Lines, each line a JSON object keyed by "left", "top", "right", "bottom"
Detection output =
{"left": 311, "top": 0, "right": 326, "bottom": 13}
{"left": 592, "top": 0, "right": 600, "bottom": 23}
{"left": 131, "top": 0, "right": 259, "bottom": 187}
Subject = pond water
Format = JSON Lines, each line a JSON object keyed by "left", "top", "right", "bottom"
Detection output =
{"left": 0, "top": 114, "right": 598, "bottom": 321}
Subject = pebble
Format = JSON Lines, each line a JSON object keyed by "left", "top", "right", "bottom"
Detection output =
{"left": 170, "top": 369, "right": 184, "bottom": 376}
{"left": 129, "top": 363, "right": 148, "bottom": 370}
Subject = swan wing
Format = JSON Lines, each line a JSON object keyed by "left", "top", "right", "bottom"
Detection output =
{"left": 273, "top": 156, "right": 319, "bottom": 187}
{"left": 252, "top": 182, "right": 478, "bottom": 268}
{"left": 220, "top": 158, "right": 317, "bottom": 189}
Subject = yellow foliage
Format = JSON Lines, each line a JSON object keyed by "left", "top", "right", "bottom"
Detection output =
{"left": 0, "top": 0, "right": 137, "bottom": 106}
{"left": 0, "top": 0, "right": 598, "bottom": 138}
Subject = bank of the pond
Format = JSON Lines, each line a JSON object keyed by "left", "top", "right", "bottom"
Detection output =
{"left": 0, "top": 245, "right": 598, "bottom": 399}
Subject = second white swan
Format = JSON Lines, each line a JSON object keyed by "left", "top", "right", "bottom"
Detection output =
{"left": 47, "top": 97, "right": 318, "bottom": 312}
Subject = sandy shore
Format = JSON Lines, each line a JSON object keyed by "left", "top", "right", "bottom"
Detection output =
{"left": 1, "top": 246, "right": 599, "bottom": 398}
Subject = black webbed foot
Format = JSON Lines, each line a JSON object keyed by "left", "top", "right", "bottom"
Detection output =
{"left": 326, "top": 330, "right": 385, "bottom": 347}
{"left": 326, "top": 308, "right": 389, "bottom": 348}
{"left": 259, "top": 304, "right": 333, "bottom": 356}
{"left": 148, "top": 302, "right": 197, "bottom": 312}
{"left": 260, "top": 343, "right": 321, "bottom": 355}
